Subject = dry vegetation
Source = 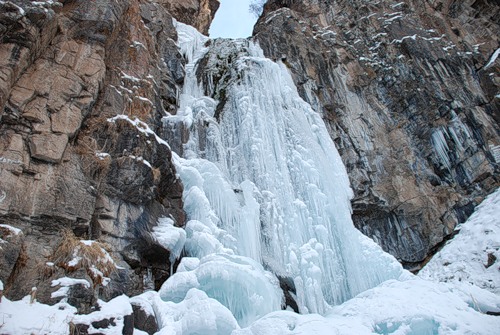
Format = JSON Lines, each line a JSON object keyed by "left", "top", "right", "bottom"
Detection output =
{"left": 74, "top": 135, "right": 112, "bottom": 182}
{"left": 52, "top": 229, "right": 117, "bottom": 286}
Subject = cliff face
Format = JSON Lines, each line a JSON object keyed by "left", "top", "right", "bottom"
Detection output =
{"left": 0, "top": 0, "right": 498, "bottom": 318}
{"left": 254, "top": 0, "right": 499, "bottom": 268}
{"left": 0, "top": 0, "right": 218, "bottom": 306}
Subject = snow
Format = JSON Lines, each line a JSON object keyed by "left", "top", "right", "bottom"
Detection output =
{"left": 0, "top": 224, "right": 22, "bottom": 235}
{"left": 120, "top": 71, "right": 141, "bottom": 83}
{"left": 108, "top": 114, "right": 171, "bottom": 149}
{"left": 95, "top": 152, "right": 110, "bottom": 160}
{"left": 0, "top": 297, "right": 77, "bottom": 335}
{"left": 0, "top": 156, "right": 22, "bottom": 165}
{"left": 51, "top": 277, "right": 91, "bottom": 299}
{"left": 128, "top": 154, "right": 152, "bottom": 168}
{"left": 69, "top": 295, "right": 132, "bottom": 334}
{"left": 130, "top": 291, "right": 156, "bottom": 318}
{"left": 484, "top": 48, "right": 500, "bottom": 69}
{"left": 420, "top": 188, "right": 500, "bottom": 294}
{"left": 153, "top": 217, "right": 187, "bottom": 263}
{"left": 235, "top": 277, "right": 500, "bottom": 335}
{"left": 391, "top": 34, "right": 417, "bottom": 44}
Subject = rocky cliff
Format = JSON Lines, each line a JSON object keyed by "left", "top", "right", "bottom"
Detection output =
{"left": 0, "top": 0, "right": 218, "bottom": 310}
{"left": 0, "top": 0, "right": 499, "bottom": 326}
{"left": 254, "top": 0, "right": 499, "bottom": 269}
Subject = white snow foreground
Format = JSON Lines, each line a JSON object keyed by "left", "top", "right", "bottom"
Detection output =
{"left": 1, "top": 21, "right": 500, "bottom": 335}
{"left": 0, "top": 295, "right": 132, "bottom": 335}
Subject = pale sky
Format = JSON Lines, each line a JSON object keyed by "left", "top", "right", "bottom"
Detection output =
{"left": 209, "top": 0, "right": 258, "bottom": 38}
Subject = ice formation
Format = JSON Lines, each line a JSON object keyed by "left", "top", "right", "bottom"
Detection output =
{"left": 160, "top": 20, "right": 402, "bottom": 324}
{"left": 1, "top": 18, "right": 499, "bottom": 335}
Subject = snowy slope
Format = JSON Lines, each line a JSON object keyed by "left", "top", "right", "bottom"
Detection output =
{"left": 419, "top": 188, "right": 500, "bottom": 294}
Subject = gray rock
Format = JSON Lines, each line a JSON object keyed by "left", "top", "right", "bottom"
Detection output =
{"left": 254, "top": 0, "right": 500, "bottom": 268}
{"left": 132, "top": 303, "right": 158, "bottom": 335}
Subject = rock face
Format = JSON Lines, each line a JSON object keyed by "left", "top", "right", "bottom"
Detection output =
{"left": 0, "top": 0, "right": 498, "bottom": 321}
{"left": 254, "top": 0, "right": 499, "bottom": 268}
{"left": 0, "top": 0, "right": 218, "bottom": 307}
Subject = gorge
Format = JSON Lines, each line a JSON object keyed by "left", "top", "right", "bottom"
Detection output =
{"left": 0, "top": 0, "right": 499, "bottom": 334}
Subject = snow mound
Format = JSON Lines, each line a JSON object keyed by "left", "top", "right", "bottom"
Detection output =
{"left": 0, "top": 297, "right": 76, "bottom": 335}
{"left": 72, "top": 295, "right": 133, "bottom": 335}
{"left": 420, "top": 188, "right": 500, "bottom": 294}
{"left": 235, "top": 277, "right": 500, "bottom": 335}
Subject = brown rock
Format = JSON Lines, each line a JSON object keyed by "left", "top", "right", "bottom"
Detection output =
{"left": 158, "top": 0, "right": 220, "bottom": 35}
{"left": 29, "top": 133, "right": 68, "bottom": 163}
{"left": 51, "top": 103, "right": 83, "bottom": 137}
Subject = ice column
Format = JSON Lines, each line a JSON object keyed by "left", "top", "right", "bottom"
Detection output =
{"left": 162, "top": 21, "right": 402, "bottom": 322}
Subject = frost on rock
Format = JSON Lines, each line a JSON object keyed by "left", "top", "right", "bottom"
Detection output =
{"left": 51, "top": 277, "right": 91, "bottom": 299}
{"left": 72, "top": 295, "right": 133, "bottom": 334}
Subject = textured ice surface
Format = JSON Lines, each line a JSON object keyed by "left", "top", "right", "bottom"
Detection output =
{"left": 160, "top": 20, "right": 402, "bottom": 324}
{"left": 153, "top": 217, "right": 187, "bottom": 264}
{"left": 160, "top": 254, "right": 282, "bottom": 327}
{"left": 153, "top": 289, "right": 240, "bottom": 335}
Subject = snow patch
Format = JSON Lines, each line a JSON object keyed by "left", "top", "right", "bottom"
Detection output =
{"left": 420, "top": 188, "right": 500, "bottom": 294}
{"left": 153, "top": 217, "right": 187, "bottom": 263}
{"left": 0, "top": 224, "right": 22, "bottom": 235}
{"left": 484, "top": 48, "right": 500, "bottom": 69}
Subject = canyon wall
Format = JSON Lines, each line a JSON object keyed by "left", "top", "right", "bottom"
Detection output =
{"left": 0, "top": 0, "right": 218, "bottom": 308}
{"left": 254, "top": 0, "right": 499, "bottom": 269}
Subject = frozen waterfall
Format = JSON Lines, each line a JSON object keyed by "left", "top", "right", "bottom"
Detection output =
{"left": 160, "top": 21, "right": 403, "bottom": 328}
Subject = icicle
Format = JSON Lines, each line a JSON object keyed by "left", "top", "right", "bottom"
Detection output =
{"left": 431, "top": 128, "right": 452, "bottom": 170}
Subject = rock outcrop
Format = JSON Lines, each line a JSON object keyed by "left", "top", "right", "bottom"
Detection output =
{"left": 0, "top": 0, "right": 218, "bottom": 307}
{"left": 254, "top": 0, "right": 499, "bottom": 268}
